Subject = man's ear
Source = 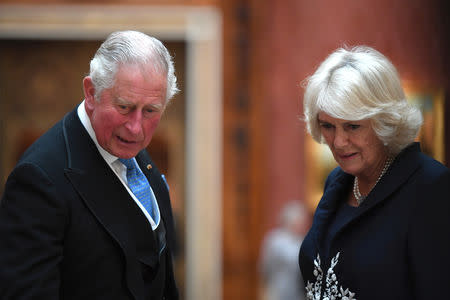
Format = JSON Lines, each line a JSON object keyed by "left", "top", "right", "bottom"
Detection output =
{"left": 83, "top": 76, "right": 96, "bottom": 112}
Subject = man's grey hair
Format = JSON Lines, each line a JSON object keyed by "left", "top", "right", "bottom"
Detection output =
{"left": 89, "top": 30, "right": 179, "bottom": 104}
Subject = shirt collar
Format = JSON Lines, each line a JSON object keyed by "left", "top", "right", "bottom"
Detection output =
{"left": 77, "top": 100, "right": 118, "bottom": 165}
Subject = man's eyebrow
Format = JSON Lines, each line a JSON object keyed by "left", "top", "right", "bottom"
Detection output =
{"left": 115, "top": 97, "right": 131, "bottom": 105}
{"left": 146, "top": 103, "right": 164, "bottom": 110}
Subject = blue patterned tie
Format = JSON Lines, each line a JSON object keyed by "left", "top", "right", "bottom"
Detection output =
{"left": 119, "top": 158, "right": 158, "bottom": 223}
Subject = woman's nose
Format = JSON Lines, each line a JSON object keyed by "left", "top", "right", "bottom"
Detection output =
{"left": 333, "top": 128, "right": 348, "bottom": 148}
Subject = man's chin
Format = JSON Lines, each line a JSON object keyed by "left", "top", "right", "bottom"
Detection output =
{"left": 108, "top": 147, "right": 140, "bottom": 159}
{"left": 106, "top": 140, "right": 148, "bottom": 158}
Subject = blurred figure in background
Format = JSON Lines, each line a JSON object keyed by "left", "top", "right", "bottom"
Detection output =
{"left": 260, "top": 201, "right": 309, "bottom": 300}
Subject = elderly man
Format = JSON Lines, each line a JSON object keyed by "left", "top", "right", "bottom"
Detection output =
{"left": 0, "top": 30, "right": 179, "bottom": 300}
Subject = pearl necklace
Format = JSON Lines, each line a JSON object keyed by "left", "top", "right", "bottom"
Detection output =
{"left": 353, "top": 156, "right": 394, "bottom": 206}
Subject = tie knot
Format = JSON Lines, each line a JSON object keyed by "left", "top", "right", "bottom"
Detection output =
{"left": 118, "top": 158, "right": 136, "bottom": 170}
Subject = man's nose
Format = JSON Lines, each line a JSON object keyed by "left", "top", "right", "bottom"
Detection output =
{"left": 125, "top": 111, "right": 143, "bottom": 135}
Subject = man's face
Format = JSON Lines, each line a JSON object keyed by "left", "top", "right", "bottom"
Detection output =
{"left": 84, "top": 64, "right": 167, "bottom": 159}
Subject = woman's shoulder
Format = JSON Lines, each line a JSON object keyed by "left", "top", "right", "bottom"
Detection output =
{"left": 396, "top": 142, "right": 449, "bottom": 180}
{"left": 413, "top": 150, "right": 449, "bottom": 183}
{"left": 398, "top": 146, "right": 450, "bottom": 202}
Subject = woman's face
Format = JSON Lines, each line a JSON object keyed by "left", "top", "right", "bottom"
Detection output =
{"left": 317, "top": 112, "right": 388, "bottom": 181}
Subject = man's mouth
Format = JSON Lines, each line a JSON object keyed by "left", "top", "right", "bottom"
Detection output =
{"left": 117, "top": 136, "right": 134, "bottom": 144}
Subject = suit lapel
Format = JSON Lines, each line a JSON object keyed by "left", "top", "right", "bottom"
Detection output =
{"left": 311, "top": 169, "right": 351, "bottom": 252}
{"left": 60, "top": 109, "right": 157, "bottom": 300}
{"left": 355, "top": 143, "right": 421, "bottom": 214}
{"left": 136, "top": 152, "right": 177, "bottom": 255}
{"left": 319, "top": 144, "right": 422, "bottom": 250}
{"left": 135, "top": 152, "right": 163, "bottom": 208}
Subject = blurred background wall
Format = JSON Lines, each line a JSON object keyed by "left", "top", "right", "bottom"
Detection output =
{"left": 0, "top": 0, "right": 449, "bottom": 299}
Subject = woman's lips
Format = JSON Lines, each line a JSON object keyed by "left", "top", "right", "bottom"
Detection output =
{"left": 339, "top": 152, "right": 357, "bottom": 160}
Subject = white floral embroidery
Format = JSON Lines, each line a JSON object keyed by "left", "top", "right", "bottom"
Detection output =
{"left": 305, "top": 252, "right": 356, "bottom": 300}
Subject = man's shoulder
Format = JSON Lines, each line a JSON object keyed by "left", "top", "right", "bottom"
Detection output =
{"left": 19, "top": 120, "right": 65, "bottom": 164}
{"left": 18, "top": 109, "right": 83, "bottom": 168}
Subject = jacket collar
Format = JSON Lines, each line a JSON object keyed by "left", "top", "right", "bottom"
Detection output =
{"left": 61, "top": 108, "right": 159, "bottom": 300}
{"left": 311, "top": 169, "right": 351, "bottom": 250}
{"left": 311, "top": 143, "right": 422, "bottom": 252}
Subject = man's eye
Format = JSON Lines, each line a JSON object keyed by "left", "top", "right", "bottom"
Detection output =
{"left": 320, "top": 123, "right": 333, "bottom": 129}
{"left": 117, "top": 105, "right": 129, "bottom": 113}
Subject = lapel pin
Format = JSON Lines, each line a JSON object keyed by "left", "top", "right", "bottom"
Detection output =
{"left": 147, "top": 164, "right": 152, "bottom": 170}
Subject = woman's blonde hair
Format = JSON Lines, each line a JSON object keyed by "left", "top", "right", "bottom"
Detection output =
{"left": 303, "top": 46, "right": 422, "bottom": 155}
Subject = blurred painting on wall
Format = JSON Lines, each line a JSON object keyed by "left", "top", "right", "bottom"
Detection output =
{"left": 406, "top": 88, "right": 445, "bottom": 164}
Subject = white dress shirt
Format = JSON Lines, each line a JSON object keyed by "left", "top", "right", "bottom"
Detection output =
{"left": 77, "top": 101, "right": 160, "bottom": 230}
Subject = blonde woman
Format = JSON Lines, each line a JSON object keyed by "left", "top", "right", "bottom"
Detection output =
{"left": 298, "top": 46, "right": 450, "bottom": 300}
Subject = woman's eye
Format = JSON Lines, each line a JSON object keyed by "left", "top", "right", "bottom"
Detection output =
{"left": 348, "top": 124, "right": 360, "bottom": 130}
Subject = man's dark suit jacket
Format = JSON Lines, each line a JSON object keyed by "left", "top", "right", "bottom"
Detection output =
{"left": 299, "top": 143, "right": 450, "bottom": 299}
{"left": 0, "top": 108, "right": 179, "bottom": 300}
